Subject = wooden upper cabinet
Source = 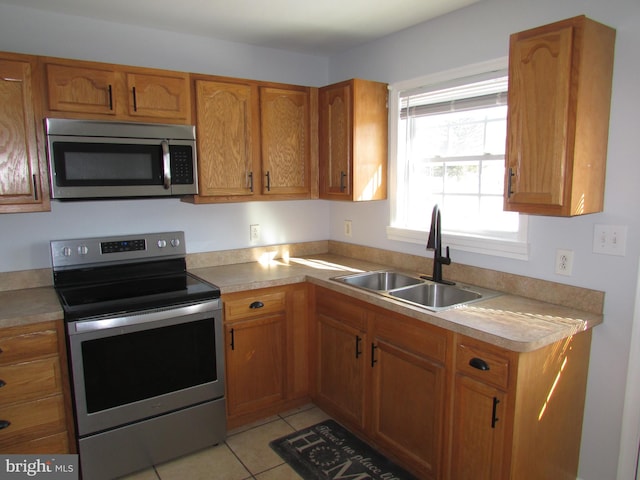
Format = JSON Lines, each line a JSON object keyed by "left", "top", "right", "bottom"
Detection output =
{"left": 125, "top": 72, "right": 190, "bottom": 121}
{"left": 193, "top": 79, "right": 257, "bottom": 198}
{"left": 319, "top": 78, "right": 388, "bottom": 202}
{"left": 189, "top": 76, "right": 316, "bottom": 203}
{"left": 260, "top": 86, "right": 311, "bottom": 197}
{"left": 46, "top": 63, "right": 117, "bottom": 116}
{"left": 44, "top": 58, "right": 191, "bottom": 123}
{"left": 504, "top": 16, "right": 616, "bottom": 216}
{"left": 0, "top": 53, "right": 50, "bottom": 213}
{"left": 319, "top": 82, "right": 351, "bottom": 198}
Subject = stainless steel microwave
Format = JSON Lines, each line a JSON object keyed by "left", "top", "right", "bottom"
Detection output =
{"left": 45, "top": 118, "right": 198, "bottom": 199}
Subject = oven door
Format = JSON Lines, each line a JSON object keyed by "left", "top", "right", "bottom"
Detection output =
{"left": 67, "top": 300, "right": 224, "bottom": 437}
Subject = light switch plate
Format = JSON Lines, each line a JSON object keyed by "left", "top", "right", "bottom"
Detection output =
{"left": 593, "top": 224, "right": 627, "bottom": 256}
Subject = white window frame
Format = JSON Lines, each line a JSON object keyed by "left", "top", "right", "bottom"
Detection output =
{"left": 387, "top": 58, "right": 529, "bottom": 260}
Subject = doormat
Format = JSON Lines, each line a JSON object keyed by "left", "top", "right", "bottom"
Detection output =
{"left": 269, "top": 420, "right": 417, "bottom": 480}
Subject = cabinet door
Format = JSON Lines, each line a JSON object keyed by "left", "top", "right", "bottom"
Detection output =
{"left": 315, "top": 314, "right": 366, "bottom": 430}
{"left": 505, "top": 24, "right": 573, "bottom": 209}
{"left": 0, "top": 57, "right": 49, "bottom": 213}
{"left": 319, "top": 82, "right": 351, "bottom": 198}
{"left": 504, "top": 16, "right": 615, "bottom": 216}
{"left": 225, "top": 314, "right": 286, "bottom": 417}
{"left": 371, "top": 338, "right": 445, "bottom": 479}
{"left": 45, "top": 63, "right": 117, "bottom": 115}
{"left": 126, "top": 72, "right": 190, "bottom": 121}
{"left": 195, "top": 80, "right": 257, "bottom": 197}
{"left": 260, "top": 87, "right": 310, "bottom": 197}
{"left": 450, "top": 374, "right": 506, "bottom": 480}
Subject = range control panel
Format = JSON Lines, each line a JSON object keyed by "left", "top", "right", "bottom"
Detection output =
{"left": 51, "top": 231, "right": 186, "bottom": 269}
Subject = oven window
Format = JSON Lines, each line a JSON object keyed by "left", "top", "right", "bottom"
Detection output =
{"left": 53, "top": 142, "right": 163, "bottom": 186}
{"left": 81, "top": 318, "right": 217, "bottom": 413}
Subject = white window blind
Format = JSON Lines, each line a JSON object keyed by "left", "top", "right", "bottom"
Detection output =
{"left": 389, "top": 67, "right": 528, "bottom": 259}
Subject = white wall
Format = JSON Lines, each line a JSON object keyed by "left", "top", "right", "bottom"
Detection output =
{"left": 327, "top": 0, "right": 640, "bottom": 479}
{"left": 0, "top": 2, "right": 331, "bottom": 273}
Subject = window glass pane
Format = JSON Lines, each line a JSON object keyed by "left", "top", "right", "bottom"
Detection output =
{"left": 394, "top": 74, "right": 520, "bottom": 238}
{"left": 481, "top": 160, "right": 505, "bottom": 195}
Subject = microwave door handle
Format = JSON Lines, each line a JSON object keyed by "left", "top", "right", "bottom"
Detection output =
{"left": 161, "top": 140, "right": 171, "bottom": 190}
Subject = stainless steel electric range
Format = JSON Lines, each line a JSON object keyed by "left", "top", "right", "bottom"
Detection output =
{"left": 51, "top": 231, "right": 225, "bottom": 480}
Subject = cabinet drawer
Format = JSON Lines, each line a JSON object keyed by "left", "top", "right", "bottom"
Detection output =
{"left": 0, "top": 324, "right": 58, "bottom": 366}
{"left": 224, "top": 291, "right": 286, "bottom": 322}
{"left": 0, "top": 395, "right": 66, "bottom": 448}
{"left": 456, "top": 340, "right": 512, "bottom": 389}
{"left": 1, "top": 431, "right": 69, "bottom": 454}
{"left": 0, "top": 357, "right": 62, "bottom": 406}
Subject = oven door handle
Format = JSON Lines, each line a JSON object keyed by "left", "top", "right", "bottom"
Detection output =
{"left": 68, "top": 300, "right": 220, "bottom": 335}
{"left": 162, "top": 140, "right": 171, "bottom": 190}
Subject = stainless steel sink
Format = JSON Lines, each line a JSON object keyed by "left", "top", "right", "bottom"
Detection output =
{"left": 332, "top": 271, "right": 423, "bottom": 291}
{"left": 389, "top": 282, "right": 481, "bottom": 309}
{"left": 331, "top": 270, "right": 501, "bottom": 311}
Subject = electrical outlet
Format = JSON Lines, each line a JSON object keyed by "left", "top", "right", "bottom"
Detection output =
{"left": 250, "top": 224, "right": 261, "bottom": 242}
{"left": 344, "top": 220, "right": 352, "bottom": 237}
{"left": 555, "top": 249, "right": 574, "bottom": 276}
{"left": 593, "top": 224, "right": 627, "bottom": 256}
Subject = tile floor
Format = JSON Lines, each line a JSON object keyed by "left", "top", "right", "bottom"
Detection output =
{"left": 120, "top": 404, "right": 331, "bottom": 480}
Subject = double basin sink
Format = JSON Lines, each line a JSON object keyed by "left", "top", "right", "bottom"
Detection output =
{"left": 331, "top": 270, "right": 501, "bottom": 311}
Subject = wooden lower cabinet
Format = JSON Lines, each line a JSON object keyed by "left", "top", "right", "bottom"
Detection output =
{"left": 450, "top": 331, "right": 592, "bottom": 480}
{"left": 315, "top": 309, "right": 367, "bottom": 430}
{"left": 313, "top": 286, "right": 450, "bottom": 479}
{"left": 223, "top": 284, "right": 309, "bottom": 429}
{"left": 0, "top": 321, "right": 74, "bottom": 453}
{"left": 450, "top": 374, "right": 507, "bottom": 479}
{"left": 312, "top": 286, "right": 593, "bottom": 480}
{"left": 370, "top": 313, "right": 450, "bottom": 479}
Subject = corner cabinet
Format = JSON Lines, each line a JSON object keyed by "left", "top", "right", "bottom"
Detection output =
{"left": 314, "top": 288, "right": 369, "bottom": 431}
{"left": 222, "top": 284, "right": 309, "bottom": 429}
{"left": 0, "top": 53, "right": 50, "bottom": 213}
{"left": 44, "top": 58, "right": 192, "bottom": 123}
{"left": 189, "top": 76, "right": 315, "bottom": 203}
{"left": 319, "top": 78, "right": 388, "bottom": 201}
{"left": 504, "top": 15, "right": 616, "bottom": 216}
{"left": 312, "top": 287, "right": 450, "bottom": 479}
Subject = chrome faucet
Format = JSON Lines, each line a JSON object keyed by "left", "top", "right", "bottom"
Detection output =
{"left": 423, "top": 204, "right": 453, "bottom": 284}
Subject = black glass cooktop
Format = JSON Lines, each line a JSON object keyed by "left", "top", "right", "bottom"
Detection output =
{"left": 54, "top": 258, "right": 220, "bottom": 321}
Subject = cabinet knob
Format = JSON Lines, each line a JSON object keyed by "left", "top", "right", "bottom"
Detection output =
{"left": 0, "top": 379, "right": 5, "bottom": 388}
{"left": 469, "top": 357, "right": 490, "bottom": 371}
{"left": 0, "top": 420, "right": 10, "bottom": 430}
{"left": 249, "top": 301, "right": 264, "bottom": 309}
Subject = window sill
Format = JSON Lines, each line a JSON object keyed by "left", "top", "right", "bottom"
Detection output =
{"left": 386, "top": 226, "right": 529, "bottom": 260}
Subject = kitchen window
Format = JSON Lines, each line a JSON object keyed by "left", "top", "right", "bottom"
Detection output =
{"left": 387, "top": 60, "right": 528, "bottom": 259}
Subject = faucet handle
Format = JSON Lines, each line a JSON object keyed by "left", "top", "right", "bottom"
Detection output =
{"left": 441, "top": 246, "right": 452, "bottom": 265}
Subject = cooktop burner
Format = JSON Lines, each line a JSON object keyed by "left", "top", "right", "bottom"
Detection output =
{"left": 51, "top": 232, "right": 220, "bottom": 321}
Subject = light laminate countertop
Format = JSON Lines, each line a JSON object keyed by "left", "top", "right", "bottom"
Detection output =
{"left": 0, "top": 254, "right": 602, "bottom": 352}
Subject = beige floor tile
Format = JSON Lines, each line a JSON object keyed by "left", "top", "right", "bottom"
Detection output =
{"left": 118, "top": 467, "right": 159, "bottom": 480}
{"left": 155, "top": 443, "right": 250, "bottom": 480}
{"left": 283, "top": 405, "right": 331, "bottom": 431}
{"left": 226, "top": 419, "right": 295, "bottom": 475}
{"left": 255, "top": 463, "right": 304, "bottom": 480}
{"left": 227, "top": 414, "right": 280, "bottom": 436}
{"left": 278, "top": 403, "right": 316, "bottom": 419}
